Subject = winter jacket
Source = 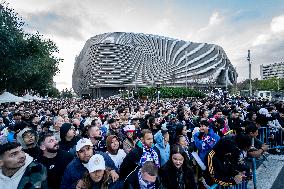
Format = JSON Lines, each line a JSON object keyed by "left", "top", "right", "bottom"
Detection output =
{"left": 204, "top": 136, "right": 250, "bottom": 187}
{"left": 160, "top": 161, "right": 197, "bottom": 189}
{"left": 123, "top": 167, "right": 160, "bottom": 189}
{"left": 154, "top": 130, "right": 170, "bottom": 166}
{"left": 59, "top": 135, "right": 80, "bottom": 152}
{"left": 194, "top": 128, "right": 220, "bottom": 162}
{"left": 37, "top": 150, "right": 74, "bottom": 189}
{"left": 119, "top": 141, "right": 161, "bottom": 179}
{"left": 60, "top": 151, "right": 118, "bottom": 189}
{"left": 0, "top": 154, "right": 48, "bottom": 189}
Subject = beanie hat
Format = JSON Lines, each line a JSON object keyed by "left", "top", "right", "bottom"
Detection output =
{"left": 60, "top": 123, "right": 73, "bottom": 141}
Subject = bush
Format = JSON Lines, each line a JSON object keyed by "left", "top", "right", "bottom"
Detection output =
{"left": 138, "top": 87, "right": 205, "bottom": 99}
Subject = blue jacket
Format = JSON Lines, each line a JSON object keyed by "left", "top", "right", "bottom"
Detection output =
{"left": 154, "top": 130, "right": 170, "bottom": 167}
{"left": 194, "top": 128, "right": 220, "bottom": 162}
{"left": 60, "top": 151, "right": 118, "bottom": 189}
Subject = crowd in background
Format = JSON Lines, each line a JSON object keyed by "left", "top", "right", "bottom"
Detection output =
{"left": 0, "top": 96, "right": 284, "bottom": 189}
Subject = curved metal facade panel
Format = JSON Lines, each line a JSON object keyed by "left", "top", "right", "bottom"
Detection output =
{"left": 72, "top": 32, "right": 237, "bottom": 95}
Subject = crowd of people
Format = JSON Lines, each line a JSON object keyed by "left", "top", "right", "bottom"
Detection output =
{"left": 0, "top": 96, "right": 284, "bottom": 189}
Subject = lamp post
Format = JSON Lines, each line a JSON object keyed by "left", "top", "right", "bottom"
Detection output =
{"left": 247, "top": 50, "right": 252, "bottom": 97}
{"left": 185, "top": 51, "right": 188, "bottom": 88}
{"left": 156, "top": 84, "right": 160, "bottom": 103}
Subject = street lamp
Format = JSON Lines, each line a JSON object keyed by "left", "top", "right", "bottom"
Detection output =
{"left": 156, "top": 84, "right": 160, "bottom": 103}
{"left": 185, "top": 51, "right": 188, "bottom": 88}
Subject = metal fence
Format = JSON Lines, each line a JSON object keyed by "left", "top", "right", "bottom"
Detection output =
{"left": 209, "top": 126, "right": 284, "bottom": 189}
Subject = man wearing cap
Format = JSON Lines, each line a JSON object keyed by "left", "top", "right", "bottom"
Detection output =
{"left": 37, "top": 133, "right": 74, "bottom": 189}
{"left": 61, "top": 138, "right": 119, "bottom": 189}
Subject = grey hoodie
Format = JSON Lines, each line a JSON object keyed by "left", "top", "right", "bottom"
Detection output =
{"left": 16, "top": 128, "right": 38, "bottom": 150}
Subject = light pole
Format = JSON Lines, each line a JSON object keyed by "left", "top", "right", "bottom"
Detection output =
{"left": 185, "top": 51, "right": 188, "bottom": 88}
{"left": 134, "top": 73, "right": 137, "bottom": 91}
{"left": 225, "top": 59, "right": 228, "bottom": 93}
{"left": 247, "top": 50, "right": 252, "bottom": 97}
{"left": 156, "top": 84, "right": 160, "bottom": 103}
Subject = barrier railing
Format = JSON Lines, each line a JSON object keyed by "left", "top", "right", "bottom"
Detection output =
{"left": 208, "top": 126, "right": 284, "bottom": 189}
{"left": 258, "top": 126, "right": 283, "bottom": 148}
{"left": 209, "top": 181, "right": 248, "bottom": 189}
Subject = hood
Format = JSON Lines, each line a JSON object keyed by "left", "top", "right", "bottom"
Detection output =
{"left": 154, "top": 130, "right": 165, "bottom": 148}
{"left": 0, "top": 153, "right": 33, "bottom": 182}
{"left": 16, "top": 128, "right": 38, "bottom": 150}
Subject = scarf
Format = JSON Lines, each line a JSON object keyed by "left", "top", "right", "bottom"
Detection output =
{"left": 138, "top": 169, "right": 155, "bottom": 189}
{"left": 139, "top": 143, "right": 160, "bottom": 168}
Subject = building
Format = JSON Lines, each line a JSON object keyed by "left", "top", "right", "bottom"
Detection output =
{"left": 72, "top": 32, "right": 237, "bottom": 98}
{"left": 260, "top": 62, "right": 284, "bottom": 80}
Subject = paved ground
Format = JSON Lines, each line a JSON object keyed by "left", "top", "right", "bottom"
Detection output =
{"left": 248, "top": 154, "right": 284, "bottom": 189}
{"left": 270, "top": 162, "right": 284, "bottom": 189}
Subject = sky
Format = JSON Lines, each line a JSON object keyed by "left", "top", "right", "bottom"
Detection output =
{"left": 6, "top": 0, "right": 284, "bottom": 91}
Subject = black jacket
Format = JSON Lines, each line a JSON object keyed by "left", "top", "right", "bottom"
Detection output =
{"left": 59, "top": 136, "right": 80, "bottom": 152}
{"left": 120, "top": 142, "right": 160, "bottom": 179}
{"left": 160, "top": 161, "right": 197, "bottom": 189}
{"left": 124, "top": 167, "right": 160, "bottom": 189}
{"left": 204, "top": 136, "right": 250, "bottom": 187}
{"left": 37, "top": 150, "right": 74, "bottom": 189}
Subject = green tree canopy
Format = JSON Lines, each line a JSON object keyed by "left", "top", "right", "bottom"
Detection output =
{"left": 0, "top": 2, "right": 62, "bottom": 96}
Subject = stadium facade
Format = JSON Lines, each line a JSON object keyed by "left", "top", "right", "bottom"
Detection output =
{"left": 72, "top": 32, "right": 237, "bottom": 98}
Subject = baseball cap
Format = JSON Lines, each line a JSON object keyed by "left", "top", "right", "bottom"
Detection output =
{"left": 76, "top": 138, "right": 93, "bottom": 151}
{"left": 123, "top": 125, "right": 135, "bottom": 132}
{"left": 83, "top": 154, "right": 105, "bottom": 173}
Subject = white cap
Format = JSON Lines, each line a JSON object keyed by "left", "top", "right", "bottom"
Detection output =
{"left": 123, "top": 125, "right": 135, "bottom": 132}
{"left": 83, "top": 154, "right": 105, "bottom": 173}
{"left": 76, "top": 138, "right": 93, "bottom": 151}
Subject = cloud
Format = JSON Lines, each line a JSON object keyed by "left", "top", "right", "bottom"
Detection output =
{"left": 25, "top": 11, "right": 84, "bottom": 39}
{"left": 252, "top": 34, "right": 271, "bottom": 46}
{"left": 271, "top": 14, "right": 284, "bottom": 33}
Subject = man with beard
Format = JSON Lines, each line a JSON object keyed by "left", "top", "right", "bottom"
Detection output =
{"left": 37, "top": 133, "right": 74, "bottom": 189}
{"left": 16, "top": 128, "right": 41, "bottom": 159}
{"left": 61, "top": 138, "right": 119, "bottom": 189}
{"left": 84, "top": 125, "right": 106, "bottom": 152}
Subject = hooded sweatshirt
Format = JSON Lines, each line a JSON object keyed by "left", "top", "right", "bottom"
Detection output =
{"left": 16, "top": 128, "right": 41, "bottom": 159}
{"left": 0, "top": 153, "right": 33, "bottom": 189}
{"left": 154, "top": 130, "right": 170, "bottom": 166}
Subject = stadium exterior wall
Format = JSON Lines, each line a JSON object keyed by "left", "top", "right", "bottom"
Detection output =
{"left": 72, "top": 32, "right": 237, "bottom": 98}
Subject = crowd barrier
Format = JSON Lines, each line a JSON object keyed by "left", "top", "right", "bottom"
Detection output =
{"left": 258, "top": 127, "right": 284, "bottom": 149}
{"left": 209, "top": 181, "right": 248, "bottom": 189}
{"left": 209, "top": 126, "right": 284, "bottom": 189}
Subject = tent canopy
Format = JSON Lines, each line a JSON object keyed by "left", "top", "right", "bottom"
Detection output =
{"left": 23, "top": 94, "right": 43, "bottom": 101}
{"left": 0, "top": 92, "right": 30, "bottom": 103}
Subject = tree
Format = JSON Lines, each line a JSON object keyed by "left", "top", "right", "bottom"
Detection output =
{"left": 0, "top": 2, "right": 62, "bottom": 95}
{"left": 61, "top": 88, "right": 73, "bottom": 98}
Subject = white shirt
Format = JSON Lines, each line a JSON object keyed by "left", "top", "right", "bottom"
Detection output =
{"left": 107, "top": 149, "right": 126, "bottom": 169}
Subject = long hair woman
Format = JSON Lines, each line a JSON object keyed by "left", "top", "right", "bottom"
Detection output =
{"left": 160, "top": 145, "right": 197, "bottom": 189}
